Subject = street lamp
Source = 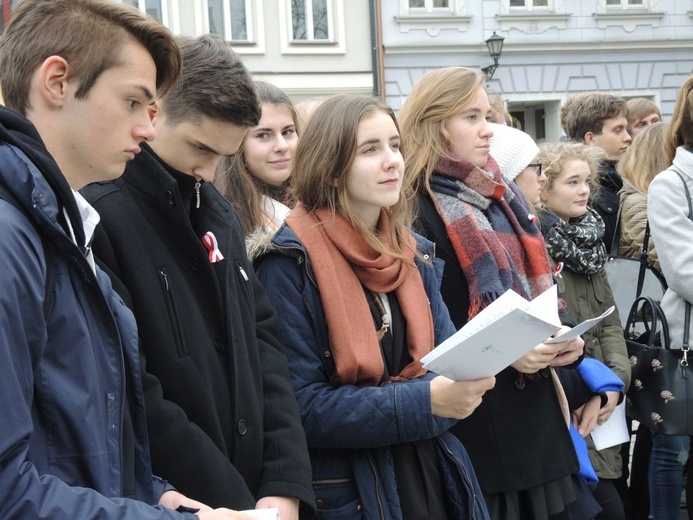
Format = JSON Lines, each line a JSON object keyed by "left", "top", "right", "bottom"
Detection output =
{"left": 481, "top": 31, "right": 505, "bottom": 80}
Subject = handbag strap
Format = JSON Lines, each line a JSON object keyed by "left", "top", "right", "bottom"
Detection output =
{"left": 609, "top": 205, "right": 622, "bottom": 256}
{"left": 673, "top": 170, "right": 692, "bottom": 365}
{"left": 635, "top": 221, "right": 652, "bottom": 298}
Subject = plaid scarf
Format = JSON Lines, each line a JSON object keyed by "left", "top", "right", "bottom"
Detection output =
{"left": 540, "top": 206, "right": 607, "bottom": 275}
{"left": 430, "top": 156, "right": 553, "bottom": 318}
{"left": 286, "top": 205, "right": 435, "bottom": 388}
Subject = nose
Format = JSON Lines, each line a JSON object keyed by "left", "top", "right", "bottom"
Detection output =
{"left": 480, "top": 119, "right": 494, "bottom": 139}
{"left": 192, "top": 156, "right": 223, "bottom": 182}
{"left": 384, "top": 147, "right": 403, "bottom": 170}
{"left": 274, "top": 134, "right": 289, "bottom": 152}
{"left": 134, "top": 114, "right": 156, "bottom": 143}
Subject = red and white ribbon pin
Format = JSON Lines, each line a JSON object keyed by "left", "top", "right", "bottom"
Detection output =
{"left": 202, "top": 232, "right": 224, "bottom": 263}
{"left": 552, "top": 261, "right": 564, "bottom": 279}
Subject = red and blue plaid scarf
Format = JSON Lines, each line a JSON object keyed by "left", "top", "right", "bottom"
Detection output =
{"left": 431, "top": 155, "right": 553, "bottom": 318}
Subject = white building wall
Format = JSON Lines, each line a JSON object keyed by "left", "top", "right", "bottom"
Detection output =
{"left": 126, "top": 0, "right": 375, "bottom": 102}
{"left": 382, "top": 0, "right": 693, "bottom": 141}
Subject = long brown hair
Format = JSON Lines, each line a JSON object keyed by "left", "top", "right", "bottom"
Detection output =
{"left": 617, "top": 123, "right": 669, "bottom": 193}
{"left": 291, "top": 94, "right": 415, "bottom": 262}
{"left": 398, "top": 67, "right": 487, "bottom": 198}
{"left": 215, "top": 81, "right": 297, "bottom": 234}
{"left": 665, "top": 75, "right": 693, "bottom": 164}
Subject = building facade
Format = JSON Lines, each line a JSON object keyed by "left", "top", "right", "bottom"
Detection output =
{"left": 382, "top": 0, "right": 693, "bottom": 141}
{"left": 122, "top": 0, "right": 375, "bottom": 102}
{"left": 0, "top": 0, "right": 375, "bottom": 104}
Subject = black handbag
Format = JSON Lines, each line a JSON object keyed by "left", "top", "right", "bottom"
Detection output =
{"left": 624, "top": 171, "right": 693, "bottom": 435}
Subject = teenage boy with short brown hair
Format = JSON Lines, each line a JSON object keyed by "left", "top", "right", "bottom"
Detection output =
{"left": 82, "top": 34, "right": 314, "bottom": 520}
{"left": 560, "top": 91, "right": 631, "bottom": 248}
{"left": 0, "top": 1, "right": 244, "bottom": 518}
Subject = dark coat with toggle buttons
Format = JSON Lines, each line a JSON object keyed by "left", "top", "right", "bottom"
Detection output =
{"left": 82, "top": 144, "right": 315, "bottom": 516}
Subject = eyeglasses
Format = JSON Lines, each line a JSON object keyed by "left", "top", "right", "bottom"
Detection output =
{"left": 527, "top": 163, "right": 543, "bottom": 177}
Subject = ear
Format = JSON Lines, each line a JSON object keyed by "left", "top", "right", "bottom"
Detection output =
{"left": 584, "top": 131, "right": 595, "bottom": 145}
{"left": 36, "top": 56, "right": 71, "bottom": 108}
{"left": 147, "top": 100, "right": 159, "bottom": 122}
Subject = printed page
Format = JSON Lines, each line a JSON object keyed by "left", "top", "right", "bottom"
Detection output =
{"left": 524, "top": 284, "right": 561, "bottom": 327}
{"left": 544, "top": 306, "right": 615, "bottom": 344}
{"left": 426, "top": 288, "right": 532, "bottom": 360}
{"left": 590, "top": 402, "right": 630, "bottom": 451}
{"left": 421, "top": 286, "right": 561, "bottom": 380}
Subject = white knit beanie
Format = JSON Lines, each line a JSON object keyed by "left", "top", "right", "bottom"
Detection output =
{"left": 488, "top": 123, "right": 540, "bottom": 183}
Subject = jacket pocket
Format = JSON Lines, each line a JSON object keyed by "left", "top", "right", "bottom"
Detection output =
{"left": 157, "top": 267, "right": 188, "bottom": 358}
{"left": 313, "top": 479, "right": 363, "bottom": 520}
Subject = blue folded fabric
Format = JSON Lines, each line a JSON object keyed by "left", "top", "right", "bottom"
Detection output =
{"left": 576, "top": 357, "right": 625, "bottom": 394}
{"left": 571, "top": 358, "right": 625, "bottom": 484}
{"left": 570, "top": 422, "right": 599, "bottom": 484}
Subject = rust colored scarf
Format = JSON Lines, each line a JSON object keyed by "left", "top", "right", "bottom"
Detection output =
{"left": 286, "top": 205, "right": 435, "bottom": 388}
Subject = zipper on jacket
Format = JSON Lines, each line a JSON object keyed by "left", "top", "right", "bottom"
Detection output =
{"left": 194, "top": 181, "right": 201, "bottom": 209}
{"left": 158, "top": 268, "right": 188, "bottom": 358}
{"left": 439, "top": 437, "right": 478, "bottom": 520}
{"left": 366, "top": 451, "right": 386, "bottom": 520}
{"left": 271, "top": 243, "right": 318, "bottom": 288}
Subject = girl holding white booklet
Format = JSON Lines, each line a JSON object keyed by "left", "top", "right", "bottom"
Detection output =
{"left": 400, "top": 66, "right": 595, "bottom": 520}
{"left": 256, "top": 95, "right": 494, "bottom": 519}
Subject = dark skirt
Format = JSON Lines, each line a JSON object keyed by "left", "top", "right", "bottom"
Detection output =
{"left": 484, "top": 474, "right": 601, "bottom": 520}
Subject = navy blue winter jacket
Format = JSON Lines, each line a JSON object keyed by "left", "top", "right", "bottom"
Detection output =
{"left": 256, "top": 224, "right": 489, "bottom": 520}
{"left": 0, "top": 107, "right": 189, "bottom": 519}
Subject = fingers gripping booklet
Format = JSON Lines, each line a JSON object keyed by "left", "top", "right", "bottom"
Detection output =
{"left": 421, "top": 285, "right": 614, "bottom": 381}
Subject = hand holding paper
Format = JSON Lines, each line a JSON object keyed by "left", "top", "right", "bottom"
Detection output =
{"left": 430, "top": 375, "right": 496, "bottom": 420}
{"left": 422, "top": 286, "right": 614, "bottom": 381}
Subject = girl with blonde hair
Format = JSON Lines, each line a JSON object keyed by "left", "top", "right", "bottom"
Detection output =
{"left": 537, "top": 141, "right": 630, "bottom": 520}
{"left": 400, "top": 66, "right": 591, "bottom": 520}
{"left": 256, "top": 93, "right": 494, "bottom": 519}
{"left": 617, "top": 123, "right": 669, "bottom": 272}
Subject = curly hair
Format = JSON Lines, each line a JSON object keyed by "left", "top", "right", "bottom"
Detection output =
{"left": 536, "top": 141, "right": 603, "bottom": 197}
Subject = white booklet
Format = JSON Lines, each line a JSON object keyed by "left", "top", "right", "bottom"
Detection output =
{"left": 421, "top": 285, "right": 614, "bottom": 381}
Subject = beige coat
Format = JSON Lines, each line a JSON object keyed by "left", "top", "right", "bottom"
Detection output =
{"left": 619, "top": 187, "right": 661, "bottom": 273}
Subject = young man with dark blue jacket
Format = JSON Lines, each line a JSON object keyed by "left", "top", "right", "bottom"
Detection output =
{"left": 0, "top": 1, "right": 248, "bottom": 518}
